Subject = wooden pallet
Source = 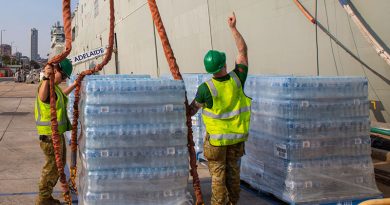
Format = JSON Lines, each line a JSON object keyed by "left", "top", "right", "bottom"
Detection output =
{"left": 240, "top": 180, "right": 382, "bottom": 205}
{"left": 375, "top": 162, "right": 390, "bottom": 186}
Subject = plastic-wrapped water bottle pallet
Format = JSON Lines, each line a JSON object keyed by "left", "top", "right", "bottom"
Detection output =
{"left": 240, "top": 180, "right": 382, "bottom": 205}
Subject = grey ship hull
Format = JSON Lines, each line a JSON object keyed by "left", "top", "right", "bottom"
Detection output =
{"left": 70, "top": 0, "right": 390, "bottom": 122}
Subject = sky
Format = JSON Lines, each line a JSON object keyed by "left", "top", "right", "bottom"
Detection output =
{"left": 0, "top": 0, "right": 79, "bottom": 59}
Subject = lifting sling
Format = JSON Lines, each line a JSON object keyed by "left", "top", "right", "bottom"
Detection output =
{"left": 47, "top": 0, "right": 73, "bottom": 204}
{"left": 147, "top": 1, "right": 204, "bottom": 203}
{"left": 69, "top": 0, "right": 115, "bottom": 197}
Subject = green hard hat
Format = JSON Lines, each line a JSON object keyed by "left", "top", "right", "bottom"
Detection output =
{"left": 58, "top": 58, "right": 73, "bottom": 78}
{"left": 204, "top": 50, "right": 226, "bottom": 74}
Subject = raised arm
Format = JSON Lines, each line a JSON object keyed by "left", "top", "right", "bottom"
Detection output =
{"left": 38, "top": 65, "right": 53, "bottom": 102}
{"left": 228, "top": 12, "right": 248, "bottom": 66}
{"left": 62, "top": 81, "right": 77, "bottom": 96}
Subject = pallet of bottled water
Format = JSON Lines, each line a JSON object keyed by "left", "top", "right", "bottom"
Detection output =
{"left": 244, "top": 76, "right": 369, "bottom": 100}
{"left": 65, "top": 75, "right": 148, "bottom": 144}
{"left": 241, "top": 76, "right": 382, "bottom": 204}
{"left": 67, "top": 75, "right": 150, "bottom": 121}
{"left": 77, "top": 75, "right": 193, "bottom": 205}
{"left": 161, "top": 74, "right": 211, "bottom": 161}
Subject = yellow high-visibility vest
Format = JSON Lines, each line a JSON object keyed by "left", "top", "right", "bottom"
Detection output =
{"left": 202, "top": 72, "right": 251, "bottom": 146}
{"left": 34, "top": 83, "right": 70, "bottom": 135}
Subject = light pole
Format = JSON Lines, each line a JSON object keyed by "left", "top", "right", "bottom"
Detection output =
{"left": 0, "top": 29, "right": 6, "bottom": 55}
{"left": 10, "top": 41, "right": 14, "bottom": 53}
{"left": 10, "top": 42, "right": 14, "bottom": 65}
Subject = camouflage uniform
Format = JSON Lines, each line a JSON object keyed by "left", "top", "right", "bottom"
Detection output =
{"left": 36, "top": 134, "right": 66, "bottom": 204}
{"left": 204, "top": 134, "right": 245, "bottom": 205}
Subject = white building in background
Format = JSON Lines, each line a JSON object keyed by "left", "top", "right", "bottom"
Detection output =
{"left": 69, "top": 0, "right": 390, "bottom": 122}
{"left": 51, "top": 21, "right": 65, "bottom": 48}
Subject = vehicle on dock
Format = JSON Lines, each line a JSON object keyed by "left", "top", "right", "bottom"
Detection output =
{"left": 25, "top": 69, "right": 41, "bottom": 84}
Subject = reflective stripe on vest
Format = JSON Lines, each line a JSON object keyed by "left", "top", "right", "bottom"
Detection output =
{"left": 209, "top": 133, "right": 248, "bottom": 146}
{"left": 202, "top": 71, "right": 251, "bottom": 146}
{"left": 35, "top": 83, "right": 69, "bottom": 137}
{"left": 202, "top": 105, "right": 251, "bottom": 119}
{"left": 35, "top": 90, "right": 67, "bottom": 126}
{"left": 209, "top": 133, "right": 248, "bottom": 141}
{"left": 205, "top": 72, "right": 242, "bottom": 97}
{"left": 205, "top": 80, "right": 218, "bottom": 97}
{"left": 230, "top": 72, "right": 242, "bottom": 88}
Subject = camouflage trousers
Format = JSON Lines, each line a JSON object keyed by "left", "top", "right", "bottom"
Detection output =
{"left": 38, "top": 134, "right": 66, "bottom": 200}
{"left": 204, "top": 134, "right": 245, "bottom": 205}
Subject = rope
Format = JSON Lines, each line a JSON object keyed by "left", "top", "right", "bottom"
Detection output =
{"left": 147, "top": 0, "right": 204, "bottom": 204}
{"left": 323, "top": 0, "right": 340, "bottom": 75}
{"left": 69, "top": 0, "right": 115, "bottom": 196}
{"left": 293, "top": 0, "right": 315, "bottom": 23}
{"left": 293, "top": 0, "right": 390, "bottom": 86}
{"left": 46, "top": 0, "right": 72, "bottom": 204}
{"left": 315, "top": 0, "right": 319, "bottom": 76}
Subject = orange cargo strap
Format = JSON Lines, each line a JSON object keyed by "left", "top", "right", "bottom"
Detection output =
{"left": 47, "top": 0, "right": 72, "bottom": 204}
{"left": 293, "top": 0, "right": 315, "bottom": 24}
{"left": 147, "top": 0, "right": 204, "bottom": 204}
{"left": 69, "top": 0, "right": 115, "bottom": 197}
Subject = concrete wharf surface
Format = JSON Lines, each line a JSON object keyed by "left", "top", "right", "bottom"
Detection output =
{"left": 0, "top": 81, "right": 388, "bottom": 205}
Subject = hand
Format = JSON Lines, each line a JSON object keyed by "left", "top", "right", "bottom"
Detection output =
{"left": 44, "top": 64, "right": 54, "bottom": 77}
{"left": 72, "top": 81, "right": 78, "bottom": 88}
{"left": 228, "top": 12, "right": 236, "bottom": 28}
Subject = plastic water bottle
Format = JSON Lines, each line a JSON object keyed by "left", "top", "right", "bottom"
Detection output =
{"left": 78, "top": 76, "right": 193, "bottom": 205}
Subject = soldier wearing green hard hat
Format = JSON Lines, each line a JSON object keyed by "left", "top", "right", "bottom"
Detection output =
{"left": 34, "top": 45, "right": 77, "bottom": 205}
{"left": 58, "top": 58, "right": 73, "bottom": 79}
{"left": 189, "top": 12, "right": 251, "bottom": 205}
{"left": 204, "top": 50, "right": 227, "bottom": 74}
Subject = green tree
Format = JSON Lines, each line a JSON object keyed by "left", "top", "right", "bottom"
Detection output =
{"left": 30, "top": 60, "right": 40, "bottom": 69}
{"left": 2, "top": 55, "right": 11, "bottom": 65}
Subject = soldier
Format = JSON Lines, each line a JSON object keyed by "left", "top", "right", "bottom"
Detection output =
{"left": 189, "top": 12, "right": 251, "bottom": 205}
{"left": 14, "top": 68, "right": 20, "bottom": 82}
{"left": 34, "top": 47, "right": 76, "bottom": 205}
